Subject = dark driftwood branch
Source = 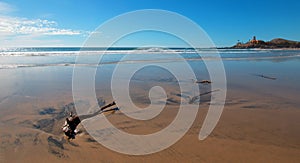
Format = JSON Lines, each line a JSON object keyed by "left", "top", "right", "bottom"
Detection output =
{"left": 252, "top": 74, "right": 277, "bottom": 80}
{"left": 78, "top": 101, "right": 117, "bottom": 120}
{"left": 192, "top": 79, "right": 212, "bottom": 84}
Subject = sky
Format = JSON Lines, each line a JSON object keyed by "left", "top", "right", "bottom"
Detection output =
{"left": 0, "top": 0, "right": 299, "bottom": 47}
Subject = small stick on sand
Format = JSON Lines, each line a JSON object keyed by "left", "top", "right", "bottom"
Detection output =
{"left": 252, "top": 74, "right": 277, "bottom": 80}
{"left": 192, "top": 79, "right": 212, "bottom": 84}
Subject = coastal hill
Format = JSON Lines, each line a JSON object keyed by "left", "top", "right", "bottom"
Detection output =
{"left": 231, "top": 36, "right": 300, "bottom": 49}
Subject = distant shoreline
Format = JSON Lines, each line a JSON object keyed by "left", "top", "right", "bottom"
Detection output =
{"left": 218, "top": 47, "right": 300, "bottom": 50}
{"left": 228, "top": 37, "right": 300, "bottom": 49}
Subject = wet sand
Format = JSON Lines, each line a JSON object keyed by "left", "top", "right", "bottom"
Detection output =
{"left": 0, "top": 58, "right": 300, "bottom": 162}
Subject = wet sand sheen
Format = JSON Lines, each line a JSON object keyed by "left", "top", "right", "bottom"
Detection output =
{"left": 0, "top": 58, "right": 300, "bottom": 162}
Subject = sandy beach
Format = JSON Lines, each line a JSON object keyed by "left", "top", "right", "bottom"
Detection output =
{"left": 1, "top": 0, "right": 300, "bottom": 162}
{"left": 0, "top": 51, "right": 300, "bottom": 162}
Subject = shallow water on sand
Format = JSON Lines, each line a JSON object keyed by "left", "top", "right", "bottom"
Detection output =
{"left": 0, "top": 50, "right": 300, "bottom": 162}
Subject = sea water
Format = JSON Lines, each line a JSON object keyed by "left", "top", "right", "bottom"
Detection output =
{"left": 1, "top": 47, "right": 300, "bottom": 69}
{"left": 0, "top": 47, "right": 300, "bottom": 107}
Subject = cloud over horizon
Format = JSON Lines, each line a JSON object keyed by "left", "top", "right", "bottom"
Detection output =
{"left": 0, "top": 15, "right": 82, "bottom": 36}
{"left": 0, "top": 1, "right": 86, "bottom": 47}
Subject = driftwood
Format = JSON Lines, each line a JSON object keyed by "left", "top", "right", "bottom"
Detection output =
{"left": 192, "top": 79, "right": 212, "bottom": 84}
{"left": 78, "top": 101, "right": 117, "bottom": 120}
{"left": 252, "top": 74, "right": 277, "bottom": 80}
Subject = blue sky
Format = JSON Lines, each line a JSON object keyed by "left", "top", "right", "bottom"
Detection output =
{"left": 0, "top": 0, "right": 299, "bottom": 47}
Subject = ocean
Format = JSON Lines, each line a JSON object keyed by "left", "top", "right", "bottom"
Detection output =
{"left": 0, "top": 47, "right": 300, "bottom": 69}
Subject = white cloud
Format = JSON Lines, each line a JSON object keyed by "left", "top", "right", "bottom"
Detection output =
{"left": 0, "top": 16, "right": 82, "bottom": 35}
{"left": 0, "top": 2, "right": 87, "bottom": 47}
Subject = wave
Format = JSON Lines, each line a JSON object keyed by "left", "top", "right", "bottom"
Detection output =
{"left": 0, "top": 47, "right": 299, "bottom": 70}
{"left": 1, "top": 54, "right": 300, "bottom": 70}
{"left": 2, "top": 47, "right": 299, "bottom": 57}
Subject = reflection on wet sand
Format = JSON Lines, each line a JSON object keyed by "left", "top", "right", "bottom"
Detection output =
{"left": 0, "top": 55, "right": 300, "bottom": 162}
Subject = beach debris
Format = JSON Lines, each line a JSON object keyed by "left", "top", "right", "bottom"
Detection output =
{"left": 252, "top": 74, "right": 277, "bottom": 80}
{"left": 100, "top": 107, "right": 119, "bottom": 114}
{"left": 199, "top": 80, "right": 212, "bottom": 84}
{"left": 79, "top": 101, "right": 117, "bottom": 120}
{"left": 62, "top": 101, "right": 118, "bottom": 140}
{"left": 192, "top": 79, "right": 212, "bottom": 84}
{"left": 189, "top": 89, "right": 220, "bottom": 104}
{"left": 100, "top": 101, "right": 116, "bottom": 111}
